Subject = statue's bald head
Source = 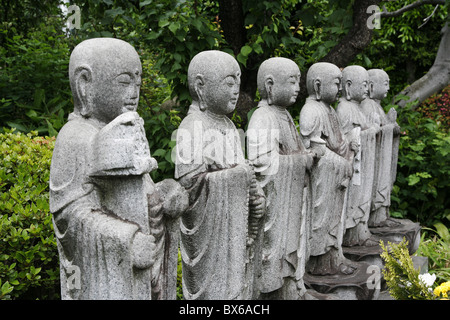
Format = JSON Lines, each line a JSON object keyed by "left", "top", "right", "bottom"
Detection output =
{"left": 187, "top": 50, "right": 240, "bottom": 101}
{"left": 257, "top": 57, "right": 300, "bottom": 100}
{"left": 342, "top": 65, "right": 369, "bottom": 102}
{"left": 368, "top": 69, "right": 389, "bottom": 84}
{"left": 69, "top": 38, "right": 141, "bottom": 117}
{"left": 306, "top": 62, "right": 342, "bottom": 103}
{"left": 368, "top": 69, "right": 390, "bottom": 100}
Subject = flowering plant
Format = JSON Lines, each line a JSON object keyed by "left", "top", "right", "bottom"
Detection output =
{"left": 380, "top": 239, "right": 449, "bottom": 300}
{"left": 434, "top": 281, "right": 450, "bottom": 299}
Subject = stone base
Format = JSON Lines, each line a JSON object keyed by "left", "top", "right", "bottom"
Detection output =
{"left": 369, "top": 217, "right": 421, "bottom": 254}
{"left": 303, "top": 261, "right": 380, "bottom": 300}
{"left": 342, "top": 243, "right": 384, "bottom": 269}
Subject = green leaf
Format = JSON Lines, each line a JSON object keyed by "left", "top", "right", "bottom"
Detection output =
{"left": 240, "top": 45, "right": 253, "bottom": 57}
{"left": 407, "top": 174, "right": 420, "bottom": 186}
{"left": 168, "top": 22, "right": 180, "bottom": 34}
{"left": 433, "top": 222, "right": 450, "bottom": 243}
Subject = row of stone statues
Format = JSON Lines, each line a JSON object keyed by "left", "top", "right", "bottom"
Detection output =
{"left": 50, "top": 38, "right": 417, "bottom": 300}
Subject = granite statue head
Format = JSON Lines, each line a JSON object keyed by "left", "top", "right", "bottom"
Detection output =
{"left": 187, "top": 50, "right": 241, "bottom": 115}
{"left": 306, "top": 62, "right": 342, "bottom": 104}
{"left": 342, "top": 65, "right": 369, "bottom": 103}
{"left": 368, "top": 69, "right": 390, "bottom": 100}
{"left": 257, "top": 57, "right": 300, "bottom": 107}
{"left": 69, "top": 38, "right": 142, "bottom": 125}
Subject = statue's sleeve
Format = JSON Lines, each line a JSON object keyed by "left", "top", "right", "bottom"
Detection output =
{"left": 247, "top": 108, "right": 279, "bottom": 175}
{"left": 299, "top": 102, "right": 324, "bottom": 149}
{"left": 174, "top": 115, "right": 207, "bottom": 185}
{"left": 336, "top": 101, "right": 354, "bottom": 135}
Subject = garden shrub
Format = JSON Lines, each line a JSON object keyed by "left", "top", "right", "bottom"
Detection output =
{"left": 416, "top": 84, "right": 450, "bottom": 132}
{"left": 0, "top": 21, "right": 73, "bottom": 137}
{"left": 390, "top": 97, "right": 450, "bottom": 228}
{"left": 0, "top": 129, "right": 59, "bottom": 300}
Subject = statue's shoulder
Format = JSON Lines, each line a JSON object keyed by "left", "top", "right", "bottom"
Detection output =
{"left": 248, "top": 103, "right": 277, "bottom": 129}
{"left": 55, "top": 115, "right": 99, "bottom": 150}
{"left": 300, "top": 99, "right": 324, "bottom": 122}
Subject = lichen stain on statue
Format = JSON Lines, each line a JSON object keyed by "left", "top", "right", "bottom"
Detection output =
{"left": 246, "top": 57, "right": 314, "bottom": 299}
{"left": 49, "top": 38, "right": 188, "bottom": 300}
{"left": 174, "top": 50, "right": 265, "bottom": 300}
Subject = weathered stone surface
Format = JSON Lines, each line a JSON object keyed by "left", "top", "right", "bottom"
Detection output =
{"left": 50, "top": 38, "right": 187, "bottom": 300}
{"left": 174, "top": 50, "right": 265, "bottom": 300}
{"left": 247, "top": 57, "right": 313, "bottom": 299}
{"left": 336, "top": 65, "right": 380, "bottom": 248}
{"left": 299, "top": 62, "right": 358, "bottom": 277}
{"left": 360, "top": 69, "right": 401, "bottom": 228}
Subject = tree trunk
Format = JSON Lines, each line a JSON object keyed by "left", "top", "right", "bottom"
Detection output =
{"left": 218, "top": 0, "right": 258, "bottom": 122}
{"left": 298, "top": 0, "right": 381, "bottom": 103}
{"left": 320, "top": 0, "right": 381, "bottom": 68}
{"left": 396, "top": 21, "right": 450, "bottom": 108}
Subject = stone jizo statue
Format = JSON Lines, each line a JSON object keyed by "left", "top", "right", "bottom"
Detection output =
{"left": 247, "top": 57, "right": 313, "bottom": 299}
{"left": 50, "top": 38, "right": 188, "bottom": 300}
{"left": 299, "top": 62, "right": 358, "bottom": 276}
{"left": 336, "top": 65, "right": 380, "bottom": 247}
{"left": 174, "top": 50, "right": 265, "bottom": 300}
{"left": 361, "top": 69, "right": 400, "bottom": 228}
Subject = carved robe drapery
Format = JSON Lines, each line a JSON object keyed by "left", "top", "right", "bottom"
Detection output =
{"left": 175, "top": 110, "right": 254, "bottom": 300}
{"left": 299, "top": 99, "right": 353, "bottom": 264}
{"left": 247, "top": 102, "right": 310, "bottom": 295}
{"left": 336, "top": 100, "right": 378, "bottom": 246}
{"left": 50, "top": 113, "right": 151, "bottom": 300}
{"left": 360, "top": 98, "right": 400, "bottom": 226}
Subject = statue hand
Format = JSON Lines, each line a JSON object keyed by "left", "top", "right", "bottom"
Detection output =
{"left": 350, "top": 139, "right": 360, "bottom": 154}
{"left": 131, "top": 232, "right": 156, "bottom": 269}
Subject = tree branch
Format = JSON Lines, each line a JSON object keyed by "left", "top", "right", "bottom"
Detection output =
{"left": 380, "top": 0, "right": 445, "bottom": 18}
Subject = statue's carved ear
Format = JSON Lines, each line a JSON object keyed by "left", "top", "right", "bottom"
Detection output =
{"left": 368, "top": 81, "right": 375, "bottom": 99}
{"left": 265, "top": 75, "right": 274, "bottom": 104}
{"left": 194, "top": 74, "right": 206, "bottom": 111}
{"left": 74, "top": 65, "right": 93, "bottom": 117}
{"left": 345, "top": 80, "right": 352, "bottom": 101}
{"left": 313, "top": 78, "right": 321, "bottom": 100}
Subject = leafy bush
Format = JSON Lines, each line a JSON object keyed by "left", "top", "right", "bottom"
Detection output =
{"left": 415, "top": 224, "right": 450, "bottom": 284}
{"left": 0, "top": 21, "right": 73, "bottom": 136}
{"left": 390, "top": 97, "right": 450, "bottom": 228}
{"left": 0, "top": 129, "right": 59, "bottom": 300}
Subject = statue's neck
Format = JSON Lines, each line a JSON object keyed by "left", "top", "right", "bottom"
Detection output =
{"left": 204, "top": 108, "right": 227, "bottom": 122}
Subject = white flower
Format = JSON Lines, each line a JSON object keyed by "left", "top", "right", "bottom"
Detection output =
{"left": 419, "top": 273, "right": 436, "bottom": 288}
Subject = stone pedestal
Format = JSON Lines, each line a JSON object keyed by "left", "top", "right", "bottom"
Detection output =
{"left": 304, "top": 261, "right": 380, "bottom": 300}
{"left": 369, "top": 217, "right": 421, "bottom": 254}
{"left": 307, "top": 218, "right": 424, "bottom": 300}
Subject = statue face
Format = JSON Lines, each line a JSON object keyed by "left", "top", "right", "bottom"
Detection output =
{"left": 269, "top": 68, "right": 300, "bottom": 107}
{"left": 348, "top": 77, "right": 369, "bottom": 102}
{"left": 371, "top": 76, "right": 390, "bottom": 100}
{"left": 320, "top": 71, "right": 342, "bottom": 104}
{"left": 202, "top": 64, "right": 241, "bottom": 116}
{"left": 91, "top": 58, "right": 142, "bottom": 124}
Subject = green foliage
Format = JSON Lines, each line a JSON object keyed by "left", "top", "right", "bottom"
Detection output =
{"left": 364, "top": 0, "right": 448, "bottom": 94}
{"left": 381, "top": 239, "right": 435, "bottom": 300}
{"left": 416, "top": 224, "right": 450, "bottom": 284}
{"left": 0, "top": 129, "right": 59, "bottom": 300}
{"left": 389, "top": 97, "right": 450, "bottom": 227}
{"left": 0, "top": 20, "right": 72, "bottom": 136}
{"left": 417, "top": 84, "right": 450, "bottom": 131}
